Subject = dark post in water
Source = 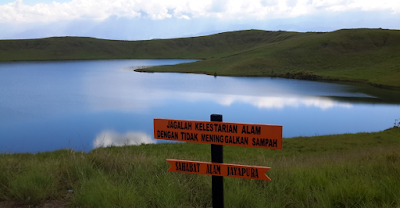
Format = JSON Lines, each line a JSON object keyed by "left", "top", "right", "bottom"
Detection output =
{"left": 211, "top": 114, "right": 223, "bottom": 208}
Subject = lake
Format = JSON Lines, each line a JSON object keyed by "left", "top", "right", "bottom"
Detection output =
{"left": 1, "top": 59, "right": 399, "bottom": 153}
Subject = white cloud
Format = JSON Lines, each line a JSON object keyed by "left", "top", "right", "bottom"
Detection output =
{"left": 178, "top": 14, "right": 190, "bottom": 19}
{"left": 310, "top": 0, "right": 400, "bottom": 13}
{"left": 1, "top": 0, "right": 399, "bottom": 23}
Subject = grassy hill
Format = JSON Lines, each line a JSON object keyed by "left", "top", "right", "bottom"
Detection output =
{"left": 0, "top": 30, "right": 306, "bottom": 60}
{"left": 1, "top": 28, "right": 400, "bottom": 88}
{"left": 140, "top": 29, "right": 400, "bottom": 89}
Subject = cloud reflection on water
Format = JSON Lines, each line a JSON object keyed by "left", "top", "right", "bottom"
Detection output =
{"left": 181, "top": 93, "right": 353, "bottom": 110}
{"left": 82, "top": 69, "right": 360, "bottom": 113}
{"left": 93, "top": 130, "right": 155, "bottom": 148}
{"left": 84, "top": 87, "right": 354, "bottom": 113}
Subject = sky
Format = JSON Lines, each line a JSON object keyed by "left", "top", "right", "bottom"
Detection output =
{"left": 1, "top": 0, "right": 400, "bottom": 40}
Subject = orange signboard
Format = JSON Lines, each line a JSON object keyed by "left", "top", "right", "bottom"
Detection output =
{"left": 154, "top": 118, "right": 282, "bottom": 149}
{"left": 167, "top": 159, "right": 271, "bottom": 181}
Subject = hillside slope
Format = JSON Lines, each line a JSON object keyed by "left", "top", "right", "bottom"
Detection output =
{"left": 0, "top": 30, "right": 306, "bottom": 61}
{"left": 1, "top": 29, "right": 400, "bottom": 88}
{"left": 142, "top": 29, "right": 400, "bottom": 88}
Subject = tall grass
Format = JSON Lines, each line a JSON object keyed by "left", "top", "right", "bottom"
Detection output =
{"left": 0, "top": 128, "right": 399, "bottom": 207}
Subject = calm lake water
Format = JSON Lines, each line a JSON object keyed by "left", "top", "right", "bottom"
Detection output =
{"left": 1, "top": 60, "right": 399, "bottom": 153}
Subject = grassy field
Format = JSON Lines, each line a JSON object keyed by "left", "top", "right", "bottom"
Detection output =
{"left": 1, "top": 127, "right": 399, "bottom": 207}
{"left": 1, "top": 28, "right": 400, "bottom": 89}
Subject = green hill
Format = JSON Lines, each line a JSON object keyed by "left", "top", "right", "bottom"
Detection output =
{"left": 1, "top": 28, "right": 400, "bottom": 88}
{"left": 0, "top": 30, "right": 305, "bottom": 60}
{"left": 140, "top": 29, "right": 400, "bottom": 89}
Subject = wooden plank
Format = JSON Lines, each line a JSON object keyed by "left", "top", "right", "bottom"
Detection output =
{"left": 166, "top": 159, "right": 271, "bottom": 181}
{"left": 154, "top": 118, "right": 282, "bottom": 149}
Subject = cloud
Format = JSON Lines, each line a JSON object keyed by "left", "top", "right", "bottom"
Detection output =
{"left": 1, "top": 0, "right": 399, "bottom": 23}
{"left": 93, "top": 130, "right": 155, "bottom": 148}
{"left": 312, "top": 0, "right": 400, "bottom": 13}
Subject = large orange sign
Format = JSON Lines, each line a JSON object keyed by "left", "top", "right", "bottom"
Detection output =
{"left": 154, "top": 118, "right": 282, "bottom": 149}
{"left": 167, "top": 159, "right": 271, "bottom": 181}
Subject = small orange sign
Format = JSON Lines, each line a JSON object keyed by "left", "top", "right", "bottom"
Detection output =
{"left": 167, "top": 159, "right": 271, "bottom": 181}
{"left": 154, "top": 118, "right": 282, "bottom": 149}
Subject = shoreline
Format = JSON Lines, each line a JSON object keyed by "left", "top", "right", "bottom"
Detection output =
{"left": 135, "top": 67, "right": 400, "bottom": 91}
{"left": 2, "top": 127, "right": 399, "bottom": 155}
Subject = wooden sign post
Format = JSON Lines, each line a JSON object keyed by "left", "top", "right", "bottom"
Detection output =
{"left": 154, "top": 115, "right": 282, "bottom": 208}
{"left": 211, "top": 114, "right": 223, "bottom": 208}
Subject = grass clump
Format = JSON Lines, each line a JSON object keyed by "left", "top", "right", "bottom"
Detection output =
{"left": 0, "top": 128, "right": 399, "bottom": 207}
{"left": 7, "top": 171, "right": 57, "bottom": 205}
{"left": 284, "top": 69, "right": 320, "bottom": 80}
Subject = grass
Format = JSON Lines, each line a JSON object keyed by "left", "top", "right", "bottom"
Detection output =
{"left": 1, "top": 127, "right": 399, "bottom": 207}
{"left": 1, "top": 28, "right": 400, "bottom": 89}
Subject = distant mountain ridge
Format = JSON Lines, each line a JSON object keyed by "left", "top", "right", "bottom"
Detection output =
{"left": 0, "top": 30, "right": 305, "bottom": 60}
{"left": 1, "top": 29, "right": 399, "bottom": 88}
